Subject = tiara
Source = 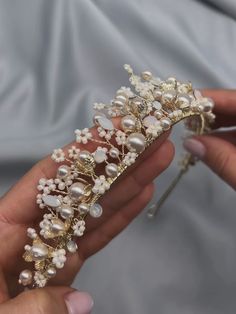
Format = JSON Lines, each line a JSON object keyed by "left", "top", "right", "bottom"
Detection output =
{"left": 18, "top": 65, "right": 215, "bottom": 288}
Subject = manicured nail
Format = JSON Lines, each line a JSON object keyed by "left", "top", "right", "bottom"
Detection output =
{"left": 65, "top": 291, "right": 94, "bottom": 314}
{"left": 183, "top": 138, "right": 206, "bottom": 159}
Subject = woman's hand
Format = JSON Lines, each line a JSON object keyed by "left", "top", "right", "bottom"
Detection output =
{"left": 0, "top": 120, "right": 174, "bottom": 312}
{"left": 184, "top": 89, "right": 236, "bottom": 189}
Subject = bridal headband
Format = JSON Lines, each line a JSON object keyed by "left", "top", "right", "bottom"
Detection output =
{"left": 19, "top": 65, "right": 215, "bottom": 288}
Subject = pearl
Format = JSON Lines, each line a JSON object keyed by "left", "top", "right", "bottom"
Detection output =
{"left": 105, "top": 163, "right": 118, "bottom": 178}
{"left": 109, "top": 147, "right": 120, "bottom": 159}
{"left": 78, "top": 150, "right": 92, "bottom": 164}
{"left": 160, "top": 118, "right": 171, "bottom": 131}
{"left": 90, "top": 203, "right": 103, "bottom": 218}
{"left": 94, "top": 149, "right": 107, "bottom": 163}
{"left": 166, "top": 77, "right": 177, "bottom": 85}
{"left": 121, "top": 115, "right": 136, "bottom": 132}
{"left": 93, "top": 113, "right": 105, "bottom": 125}
{"left": 113, "top": 99, "right": 125, "bottom": 108}
{"left": 19, "top": 269, "right": 33, "bottom": 286}
{"left": 141, "top": 71, "right": 152, "bottom": 81}
{"left": 78, "top": 203, "right": 90, "bottom": 213}
{"left": 176, "top": 93, "right": 191, "bottom": 109}
{"left": 57, "top": 165, "right": 70, "bottom": 179}
{"left": 153, "top": 101, "right": 162, "bottom": 110}
{"left": 51, "top": 218, "right": 65, "bottom": 234}
{"left": 143, "top": 115, "right": 158, "bottom": 127}
{"left": 97, "top": 116, "right": 114, "bottom": 130}
{"left": 161, "top": 90, "right": 177, "bottom": 104}
{"left": 59, "top": 204, "right": 74, "bottom": 220}
{"left": 69, "top": 182, "right": 86, "bottom": 200}
{"left": 31, "top": 243, "right": 48, "bottom": 261}
{"left": 126, "top": 133, "right": 146, "bottom": 153}
{"left": 46, "top": 267, "right": 57, "bottom": 278}
{"left": 153, "top": 89, "right": 162, "bottom": 101}
{"left": 42, "top": 195, "right": 61, "bottom": 208}
{"left": 203, "top": 99, "right": 214, "bottom": 112}
{"left": 116, "top": 94, "right": 128, "bottom": 104}
{"left": 154, "top": 110, "right": 163, "bottom": 119}
{"left": 67, "top": 240, "right": 78, "bottom": 253}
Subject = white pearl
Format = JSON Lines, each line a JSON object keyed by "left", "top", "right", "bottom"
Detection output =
{"left": 78, "top": 203, "right": 90, "bottom": 213}
{"left": 51, "top": 218, "right": 65, "bottom": 234}
{"left": 78, "top": 150, "right": 92, "bottom": 164}
{"left": 116, "top": 94, "right": 128, "bottom": 104}
{"left": 93, "top": 113, "right": 105, "bottom": 125}
{"left": 19, "top": 269, "right": 33, "bottom": 286}
{"left": 126, "top": 133, "right": 146, "bottom": 153}
{"left": 31, "top": 243, "right": 48, "bottom": 261}
{"left": 143, "top": 115, "right": 158, "bottom": 127}
{"left": 161, "top": 90, "right": 177, "bottom": 104}
{"left": 141, "top": 71, "right": 152, "bottom": 81}
{"left": 121, "top": 115, "right": 136, "bottom": 132}
{"left": 160, "top": 118, "right": 171, "bottom": 130}
{"left": 154, "top": 110, "right": 163, "bottom": 119}
{"left": 69, "top": 182, "right": 86, "bottom": 200}
{"left": 67, "top": 240, "right": 78, "bottom": 253}
{"left": 42, "top": 195, "right": 61, "bottom": 208}
{"left": 177, "top": 93, "right": 191, "bottom": 109}
{"left": 109, "top": 147, "right": 120, "bottom": 159}
{"left": 113, "top": 99, "right": 125, "bottom": 108}
{"left": 97, "top": 116, "right": 114, "bottom": 130}
{"left": 203, "top": 99, "right": 214, "bottom": 112}
{"left": 94, "top": 149, "right": 107, "bottom": 163}
{"left": 57, "top": 165, "right": 70, "bottom": 179}
{"left": 46, "top": 267, "right": 57, "bottom": 278}
{"left": 90, "top": 203, "right": 103, "bottom": 218}
{"left": 153, "top": 89, "right": 162, "bottom": 101}
{"left": 59, "top": 205, "right": 74, "bottom": 220}
{"left": 153, "top": 101, "right": 162, "bottom": 110}
{"left": 105, "top": 163, "right": 118, "bottom": 178}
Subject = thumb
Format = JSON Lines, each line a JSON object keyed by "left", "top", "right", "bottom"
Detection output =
{"left": 183, "top": 135, "right": 236, "bottom": 189}
{"left": 0, "top": 286, "right": 94, "bottom": 314}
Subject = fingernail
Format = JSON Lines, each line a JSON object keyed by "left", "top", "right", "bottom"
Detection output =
{"left": 65, "top": 291, "right": 94, "bottom": 314}
{"left": 183, "top": 138, "right": 206, "bottom": 159}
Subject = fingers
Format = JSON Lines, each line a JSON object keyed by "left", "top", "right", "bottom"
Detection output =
{"left": 184, "top": 134, "right": 236, "bottom": 189}
{"left": 202, "top": 89, "right": 236, "bottom": 128}
{"left": 0, "top": 287, "right": 93, "bottom": 314}
{"left": 80, "top": 183, "right": 154, "bottom": 259}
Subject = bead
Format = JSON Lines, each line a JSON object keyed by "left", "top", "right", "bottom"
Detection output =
{"left": 90, "top": 203, "right": 103, "bottom": 218}
{"left": 67, "top": 240, "right": 78, "bottom": 253}
{"left": 97, "top": 117, "right": 114, "bottom": 130}
{"left": 121, "top": 115, "right": 136, "bottom": 132}
{"left": 94, "top": 149, "right": 107, "bottom": 163}
{"left": 141, "top": 71, "right": 152, "bottom": 81}
{"left": 109, "top": 147, "right": 120, "bottom": 159}
{"left": 116, "top": 94, "right": 128, "bottom": 104}
{"left": 160, "top": 117, "right": 171, "bottom": 130}
{"left": 154, "top": 110, "right": 163, "bottom": 119}
{"left": 113, "top": 99, "right": 125, "bottom": 108}
{"left": 203, "top": 99, "right": 214, "bottom": 112}
{"left": 166, "top": 77, "right": 177, "bottom": 85}
{"left": 31, "top": 243, "right": 49, "bottom": 261}
{"left": 153, "top": 101, "right": 162, "bottom": 110}
{"left": 176, "top": 93, "right": 191, "bottom": 109}
{"left": 69, "top": 182, "right": 86, "bottom": 201}
{"left": 51, "top": 218, "right": 65, "bottom": 234}
{"left": 42, "top": 195, "right": 61, "bottom": 208}
{"left": 57, "top": 165, "right": 70, "bottom": 179}
{"left": 105, "top": 163, "right": 118, "bottom": 178}
{"left": 161, "top": 90, "right": 177, "bottom": 104}
{"left": 78, "top": 203, "right": 90, "bottom": 213}
{"left": 153, "top": 89, "right": 162, "bottom": 101}
{"left": 46, "top": 267, "right": 57, "bottom": 278}
{"left": 93, "top": 113, "right": 105, "bottom": 125}
{"left": 59, "top": 204, "right": 74, "bottom": 220}
{"left": 78, "top": 150, "right": 92, "bottom": 164}
{"left": 143, "top": 115, "right": 158, "bottom": 127}
{"left": 126, "top": 133, "right": 146, "bottom": 153}
{"left": 19, "top": 269, "right": 33, "bottom": 286}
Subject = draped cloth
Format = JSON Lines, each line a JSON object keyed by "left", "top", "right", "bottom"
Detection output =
{"left": 0, "top": 1, "right": 235, "bottom": 313}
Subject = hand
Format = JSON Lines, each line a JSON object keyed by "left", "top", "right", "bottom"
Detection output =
{"left": 0, "top": 119, "right": 174, "bottom": 312}
{"left": 184, "top": 89, "right": 236, "bottom": 189}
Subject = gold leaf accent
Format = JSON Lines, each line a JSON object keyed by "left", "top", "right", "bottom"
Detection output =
{"left": 23, "top": 251, "right": 33, "bottom": 262}
{"left": 35, "top": 260, "right": 45, "bottom": 271}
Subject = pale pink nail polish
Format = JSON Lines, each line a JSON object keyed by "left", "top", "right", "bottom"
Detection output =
{"left": 183, "top": 138, "right": 206, "bottom": 159}
{"left": 65, "top": 291, "right": 94, "bottom": 314}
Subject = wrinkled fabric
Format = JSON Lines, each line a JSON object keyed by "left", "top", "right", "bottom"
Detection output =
{"left": 0, "top": 0, "right": 236, "bottom": 313}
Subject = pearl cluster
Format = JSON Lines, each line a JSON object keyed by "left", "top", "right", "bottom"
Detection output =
{"left": 19, "top": 65, "right": 215, "bottom": 288}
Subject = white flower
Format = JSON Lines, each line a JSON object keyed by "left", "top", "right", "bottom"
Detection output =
{"left": 97, "top": 127, "right": 114, "bottom": 140}
{"left": 27, "top": 228, "right": 37, "bottom": 239}
{"left": 51, "top": 148, "right": 65, "bottom": 163}
{"left": 123, "top": 152, "right": 137, "bottom": 166}
{"left": 39, "top": 214, "right": 53, "bottom": 238}
{"left": 146, "top": 123, "right": 162, "bottom": 137}
{"left": 115, "top": 130, "right": 126, "bottom": 145}
{"left": 93, "top": 102, "right": 106, "bottom": 110}
{"left": 37, "top": 178, "right": 56, "bottom": 195}
{"left": 68, "top": 145, "right": 80, "bottom": 159}
{"left": 92, "top": 175, "right": 110, "bottom": 194}
{"left": 34, "top": 272, "right": 47, "bottom": 287}
{"left": 54, "top": 175, "right": 73, "bottom": 190}
{"left": 107, "top": 107, "right": 120, "bottom": 118}
{"left": 117, "top": 86, "right": 134, "bottom": 98}
{"left": 52, "top": 249, "right": 67, "bottom": 269}
{"left": 75, "top": 128, "right": 92, "bottom": 144}
{"left": 72, "top": 220, "right": 86, "bottom": 237}
{"left": 36, "top": 194, "right": 45, "bottom": 209}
